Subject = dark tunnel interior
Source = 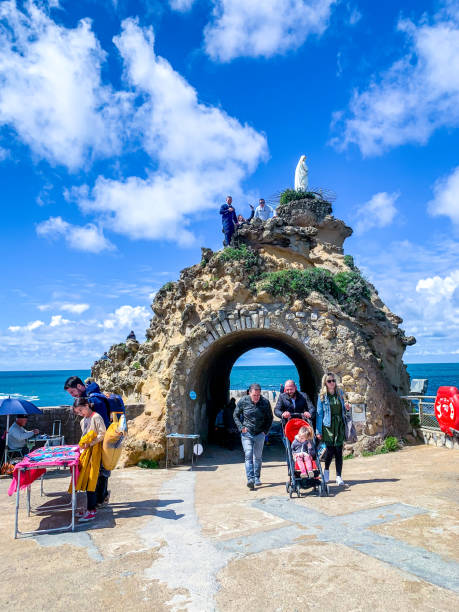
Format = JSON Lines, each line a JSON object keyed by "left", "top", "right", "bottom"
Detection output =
{"left": 190, "top": 330, "right": 323, "bottom": 440}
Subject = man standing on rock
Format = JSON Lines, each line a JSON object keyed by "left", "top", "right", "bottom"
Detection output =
{"left": 233, "top": 384, "right": 273, "bottom": 490}
{"left": 219, "top": 195, "right": 237, "bottom": 247}
{"left": 254, "top": 198, "right": 275, "bottom": 221}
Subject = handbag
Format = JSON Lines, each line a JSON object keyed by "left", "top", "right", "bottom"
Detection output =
{"left": 344, "top": 411, "right": 358, "bottom": 443}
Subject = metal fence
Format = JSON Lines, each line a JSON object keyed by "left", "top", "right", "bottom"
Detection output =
{"left": 400, "top": 395, "right": 440, "bottom": 431}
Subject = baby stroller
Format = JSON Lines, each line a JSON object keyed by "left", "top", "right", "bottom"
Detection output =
{"left": 283, "top": 418, "right": 329, "bottom": 498}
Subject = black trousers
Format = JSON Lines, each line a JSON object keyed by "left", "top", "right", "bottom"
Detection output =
{"left": 324, "top": 445, "right": 343, "bottom": 477}
{"left": 86, "top": 472, "right": 109, "bottom": 511}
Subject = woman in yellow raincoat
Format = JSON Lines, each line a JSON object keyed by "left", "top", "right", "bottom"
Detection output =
{"left": 73, "top": 397, "right": 106, "bottom": 522}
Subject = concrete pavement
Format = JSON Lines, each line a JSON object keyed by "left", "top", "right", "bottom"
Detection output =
{"left": 0, "top": 444, "right": 458, "bottom": 611}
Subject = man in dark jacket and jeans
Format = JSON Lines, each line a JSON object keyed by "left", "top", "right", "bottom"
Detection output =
{"left": 219, "top": 195, "right": 237, "bottom": 246}
{"left": 233, "top": 383, "right": 273, "bottom": 490}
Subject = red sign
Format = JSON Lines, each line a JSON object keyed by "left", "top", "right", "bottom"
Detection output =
{"left": 434, "top": 386, "right": 459, "bottom": 436}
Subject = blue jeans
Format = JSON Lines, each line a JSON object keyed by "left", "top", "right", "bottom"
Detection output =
{"left": 241, "top": 431, "right": 265, "bottom": 482}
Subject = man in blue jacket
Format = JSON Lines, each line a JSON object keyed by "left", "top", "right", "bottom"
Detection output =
{"left": 219, "top": 195, "right": 237, "bottom": 246}
{"left": 64, "top": 375, "right": 110, "bottom": 428}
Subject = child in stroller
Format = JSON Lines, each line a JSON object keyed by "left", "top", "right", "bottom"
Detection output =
{"left": 284, "top": 418, "right": 329, "bottom": 498}
{"left": 291, "top": 424, "right": 315, "bottom": 480}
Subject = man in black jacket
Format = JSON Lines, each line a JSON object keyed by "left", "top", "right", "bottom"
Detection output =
{"left": 233, "top": 383, "right": 273, "bottom": 490}
{"left": 274, "top": 380, "right": 315, "bottom": 422}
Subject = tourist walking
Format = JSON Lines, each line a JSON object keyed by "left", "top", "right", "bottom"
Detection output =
{"left": 254, "top": 198, "right": 275, "bottom": 221}
{"left": 233, "top": 384, "right": 273, "bottom": 490}
{"left": 316, "top": 372, "right": 351, "bottom": 486}
{"left": 274, "top": 379, "right": 315, "bottom": 423}
{"left": 219, "top": 195, "right": 238, "bottom": 246}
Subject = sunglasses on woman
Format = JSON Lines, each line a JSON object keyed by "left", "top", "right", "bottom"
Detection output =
{"left": 326, "top": 379, "right": 336, "bottom": 383}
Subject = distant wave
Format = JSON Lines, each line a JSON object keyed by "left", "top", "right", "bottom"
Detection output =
{"left": 0, "top": 392, "right": 40, "bottom": 402}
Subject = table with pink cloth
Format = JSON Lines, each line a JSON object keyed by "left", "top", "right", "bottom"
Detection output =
{"left": 8, "top": 445, "right": 81, "bottom": 538}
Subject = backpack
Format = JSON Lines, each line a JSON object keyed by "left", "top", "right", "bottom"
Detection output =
{"left": 87, "top": 389, "right": 125, "bottom": 419}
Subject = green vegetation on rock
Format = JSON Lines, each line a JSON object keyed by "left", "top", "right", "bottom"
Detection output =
{"left": 161, "top": 281, "right": 175, "bottom": 293}
{"left": 260, "top": 267, "right": 370, "bottom": 314}
{"left": 279, "top": 188, "right": 317, "bottom": 205}
{"left": 218, "top": 244, "right": 259, "bottom": 270}
{"left": 343, "top": 254, "right": 355, "bottom": 269}
{"left": 261, "top": 268, "right": 340, "bottom": 300}
{"left": 362, "top": 436, "right": 400, "bottom": 456}
{"left": 334, "top": 270, "right": 371, "bottom": 314}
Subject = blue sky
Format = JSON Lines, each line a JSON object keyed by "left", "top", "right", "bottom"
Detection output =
{"left": 1, "top": 0, "right": 459, "bottom": 370}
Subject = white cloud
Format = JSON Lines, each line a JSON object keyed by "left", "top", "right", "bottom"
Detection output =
{"left": 36, "top": 216, "right": 114, "bottom": 253}
{"left": 332, "top": 5, "right": 459, "bottom": 155}
{"left": 416, "top": 270, "right": 459, "bottom": 305}
{"left": 8, "top": 320, "right": 45, "bottom": 332}
{"left": 102, "top": 304, "right": 150, "bottom": 330}
{"left": 60, "top": 303, "right": 90, "bottom": 314}
{"left": 1, "top": 300, "right": 151, "bottom": 369}
{"left": 354, "top": 238, "right": 459, "bottom": 360}
{"left": 169, "top": 0, "right": 196, "bottom": 11}
{"left": 49, "top": 314, "right": 70, "bottom": 327}
{"left": 74, "top": 19, "right": 267, "bottom": 245}
{"left": 204, "top": 0, "right": 336, "bottom": 62}
{"left": 0, "top": 1, "right": 129, "bottom": 170}
{"left": 428, "top": 165, "right": 459, "bottom": 224}
{"left": 354, "top": 191, "right": 399, "bottom": 234}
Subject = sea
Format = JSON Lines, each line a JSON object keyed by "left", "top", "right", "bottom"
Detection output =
{"left": 0, "top": 364, "right": 458, "bottom": 407}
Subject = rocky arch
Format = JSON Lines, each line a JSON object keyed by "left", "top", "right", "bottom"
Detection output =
{"left": 92, "top": 198, "right": 415, "bottom": 465}
{"left": 184, "top": 327, "right": 323, "bottom": 439}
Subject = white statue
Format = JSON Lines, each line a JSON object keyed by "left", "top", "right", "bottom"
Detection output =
{"left": 294, "top": 155, "right": 308, "bottom": 192}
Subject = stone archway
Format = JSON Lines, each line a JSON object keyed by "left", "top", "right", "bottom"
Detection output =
{"left": 186, "top": 328, "right": 323, "bottom": 439}
{"left": 92, "top": 198, "right": 415, "bottom": 465}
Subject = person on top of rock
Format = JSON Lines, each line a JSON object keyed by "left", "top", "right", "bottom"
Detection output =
{"left": 233, "top": 383, "right": 273, "bottom": 490}
{"left": 236, "top": 204, "right": 255, "bottom": 227}
{"left": 254, "top": 198, "right": 275, "bottom": 221}
{"left": 219, "top": 195, "right": 238, "bottom": 246}
{"left": 126, "top": 330, "right": 137, "bottom": 341}
{"left": 316, "top": 372, "right": 351, "bottom": 487}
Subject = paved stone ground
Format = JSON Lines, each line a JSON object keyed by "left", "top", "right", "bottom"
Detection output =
{"left": 0, "top": 444, "right": 458, "bottom": 611}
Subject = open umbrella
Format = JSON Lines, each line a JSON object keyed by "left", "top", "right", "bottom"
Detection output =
{"left": 0, "top": 398, "right": 42, "bottom": 465}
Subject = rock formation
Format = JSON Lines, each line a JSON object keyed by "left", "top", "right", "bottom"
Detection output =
{"left": 92, "top": 197, "right": 415, "bottom": 466}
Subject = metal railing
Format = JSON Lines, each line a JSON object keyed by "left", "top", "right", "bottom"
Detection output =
{"left": 400, "top": 395, "right": 440, "bottom": 431}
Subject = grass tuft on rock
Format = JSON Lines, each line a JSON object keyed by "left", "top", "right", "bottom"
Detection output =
{"left": 218, "top": 244, "right": 259, "bottom": 270}
{"left": 261, "top": 268, "right": 340, "bottom": 301}
{"left": 279, "top": 188, "right": 317, "bottom": 205}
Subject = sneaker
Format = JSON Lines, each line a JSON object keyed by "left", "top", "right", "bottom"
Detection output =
{"left": 323, "top": 469, "right": 330, "bottom": 483}
{"left": 300, "top": 472, "right": 308, "bottom": 479}
{"left": 79, "top": 510, "right": 96, "bottom": 522}
{"left": 307, "top": 470, "right": 314, "bottom": 479}
{"left": 336, "top": 476, "right": 345, "bottom": 486}
{"left": 76, "top": 509, "right": 86, "bottom": 518}
{"left": 254, "top": 479, "right": 262, "bottom": 486}
{"left": 247, "top": 481, "right": 255, "bottom": 490}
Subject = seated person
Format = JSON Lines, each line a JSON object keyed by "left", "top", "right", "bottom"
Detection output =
{"left": 7, "top": 415, "right": 39, "bottom": 454}
{"left": 291, "top": 425, "right": 316, "bottom": 479}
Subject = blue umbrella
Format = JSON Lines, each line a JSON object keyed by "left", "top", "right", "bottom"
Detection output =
{"left": 0, "top": 397, "right": 42, "bottom": 464}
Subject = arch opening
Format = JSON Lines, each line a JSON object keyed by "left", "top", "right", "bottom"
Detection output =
{"left": 187, "top": 330, "right": 323, "bottom": 441}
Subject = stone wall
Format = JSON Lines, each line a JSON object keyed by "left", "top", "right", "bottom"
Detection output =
{"left": 420, "top": 428, "right": 459, "bottom": 449}
{"left": 0, "top": 403, "right": 146, "bottom": 446}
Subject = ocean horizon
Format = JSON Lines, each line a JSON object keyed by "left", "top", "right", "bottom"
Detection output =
{"left": 0, "top": 363, "right": 457, "bottom": 407}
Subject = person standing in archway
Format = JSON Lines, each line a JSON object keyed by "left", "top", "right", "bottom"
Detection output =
{"left": 316, "top": 372, "right": 351, "bottom": 487}
{"left": 274, "top": 380, "right": 316, "bottom": 424}
{"left": 233, "top": 384, "right": 273, "bottom": 490}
